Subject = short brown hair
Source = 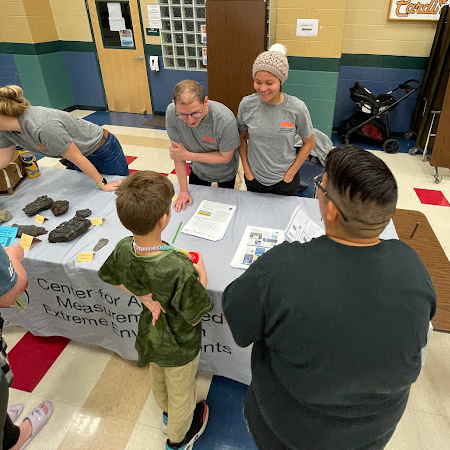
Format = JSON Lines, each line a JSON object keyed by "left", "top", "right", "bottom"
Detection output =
{"left": 115, "top": 171, "right": 175, "bottom": 236}
{"left": 0, "top": 85, "right": 30, "bottom": 117}
{"left": 172, "top": 79, "right": 205, "bottom": 105}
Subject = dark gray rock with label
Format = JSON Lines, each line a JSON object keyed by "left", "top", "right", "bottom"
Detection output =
{"left": 51, "top": 200, "right": 69, "bottom": 216}
{"left": 0, "top": 210, "right": 12, "bottom": 224}
{"left": 48, "top": 217, "right": 91, "bottom": 243}
{"left": 12, "top": 224, "right": 48, "bottom": 238}
{"left": 75, "top": 209, "right": 92, "bottom": 218}
{"left": 93, "top": 238, "right": 109, "bottom": 252}
{"left": 23, "top": 195, "right": 54, "bottom": 217}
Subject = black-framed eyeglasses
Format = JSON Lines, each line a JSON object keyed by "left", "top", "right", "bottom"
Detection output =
{"left": 175, "top": 106, "right": 204, "bottom": 120}
{"left": 313, "top": 173, "right": 349, "bottom": 222}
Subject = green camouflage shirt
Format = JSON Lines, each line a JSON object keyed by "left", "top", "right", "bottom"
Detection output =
{"left": 99, "top": 237, "right": 213, "bottom": 367}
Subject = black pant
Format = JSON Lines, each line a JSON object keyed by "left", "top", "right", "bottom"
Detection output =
{"left": 188, "top": 170, "right": 236, "bottom": 189}
{"left": 0, "top": 373, "right": 20, "bottom": 450}
{"left": 245, "top": 172, "right": 300, "bottom": 196}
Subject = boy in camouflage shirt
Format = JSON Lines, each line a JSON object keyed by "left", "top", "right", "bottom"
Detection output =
{"left": 99, "top": 171, "right": 212, "bottom": 450}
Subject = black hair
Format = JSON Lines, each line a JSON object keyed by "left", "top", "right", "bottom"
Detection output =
{"left": 325, "top": 145, "right": 397, "bottom": 233}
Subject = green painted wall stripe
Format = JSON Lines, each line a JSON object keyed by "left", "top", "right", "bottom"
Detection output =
{"left": 144, "top": 44, "right": 162, "bottom": 56}
{"left": 0, "top": 41, "right": 95, "bottom": 55}
{"left": 0, "top": 41, "right": 428, "bottom": 71}
{"left": 341, "top": 53, "right": 427, "bottom": 70}
{"left": 288, "top": 56, "right": 340, "bottom": 72}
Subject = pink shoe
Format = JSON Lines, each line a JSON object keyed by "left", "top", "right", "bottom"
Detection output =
{"left": 7, "top": 404, "right": 24, "bottom": 423}
{"left": 18, "top": 401, "right": 54, "bottom": 450}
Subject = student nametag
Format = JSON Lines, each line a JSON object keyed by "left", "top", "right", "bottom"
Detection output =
{"left": 35, "top": 214, "right": 45, "bottom": 224}
{"left": 20, "top": 234, "right": 33, "bottom": 251}
{"left": 90, "top": 218, "right": 104, "bottom": 226}
{"left": 77, "top": 252, "right": 94, "bottom": 262}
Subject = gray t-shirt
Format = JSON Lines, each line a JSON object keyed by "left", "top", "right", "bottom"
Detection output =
{"left": 0, "top": 106, "right": 103, "bottom": 157}
{"left": 237, "top": 93, "right": 314, "bottom": 186}
{"left": 166, "top": 100, "right": 240, "bottom": 183}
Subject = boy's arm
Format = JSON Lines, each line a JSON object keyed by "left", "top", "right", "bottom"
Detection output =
{"left": 116, "top": 284, "right": 165, "bottom": 326}
{"left": 192, "top": 252, "right": 207, "bottom": 289}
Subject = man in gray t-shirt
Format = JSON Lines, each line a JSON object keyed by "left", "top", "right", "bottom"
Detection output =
{"left": 166, "top": 80, "right": 240, "bottom": 212}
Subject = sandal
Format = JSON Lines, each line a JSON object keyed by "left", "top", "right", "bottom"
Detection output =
{"left": 18, "top": 401, "right": 54, "bottom": 450}
{"left": 7, "top": 403, "right": 24, "bottom": 423}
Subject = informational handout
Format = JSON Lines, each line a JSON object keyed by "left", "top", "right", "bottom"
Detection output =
{"left": 285, "top": 205, "right": 325, "bottom": 243}
{"left": 147, "top": 5, "right": 162, "bottom": 29}
{"left": 119, "top": 29, "right": 134, "bottom": 47}
{"left": 107, "top": 3, "right": 122, "bottom": 20}
{"left": 0, "top": 226, "right": 18, "bottom": 247}
{"left": 181, "top": 200, "right": 236, "bottom": 241}
{"left": 109, "top": 18, "right": 126, "bottom": 32}
{"left": 230, "top": 226, "right": 285, "bottom": 269}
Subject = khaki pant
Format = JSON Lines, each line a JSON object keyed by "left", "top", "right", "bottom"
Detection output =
{"left": 150, "top": 353, "right": 200, "bottom": 444}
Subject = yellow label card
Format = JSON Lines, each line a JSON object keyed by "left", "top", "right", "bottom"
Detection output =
{"left": 35, "top": 214, "right": 45, "bottom": 224}
{"left": 77, "top": 252, "right": 94, "bottom": 262}
{"left": 19, "top": 234, "right": 33, "bottom": 251}
{"left": 172, "top": 194, "right": 178, "bottom": 201}
{"left": 90, "top": 218, "right": 104, "bottom": 226}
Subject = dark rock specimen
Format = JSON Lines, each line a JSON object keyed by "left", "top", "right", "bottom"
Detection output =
{"left": 93, "top": 238, "right": 109, "bottom": 252}
{"left": 48, "top": 217, "right": 91, "bottom": 243}
{"left": 75, "top": 209, "right": 92, "bottom": 218}
{"left": 23, "top": 195, "right": 54, "bottom": 217}
{"left": 51, "top": 200, "right": 69, "bottom": 216}
{"left": 0, "top": 210, "right": 12, "bottom": 224}
{"left": 12, "top": 224, "right": 47, "bottom": 238}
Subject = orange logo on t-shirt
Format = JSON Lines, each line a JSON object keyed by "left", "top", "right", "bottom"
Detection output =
{"left": 203, "top": 136, "right": 216, "bottom": 143}
{"left": 280, "top": 122, "right": 294, "bottom": 128}
{"left": 38, "top": 145, "right": 47, "bottom": 149}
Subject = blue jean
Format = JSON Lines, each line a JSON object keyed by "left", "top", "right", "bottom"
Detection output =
{"left": 67, "top": 132, "right": 129, "bottom": 176}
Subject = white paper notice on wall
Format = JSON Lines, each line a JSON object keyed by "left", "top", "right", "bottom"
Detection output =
{"left": 109, "top": 17, "right": 126, "bottom": 32}
{"left": 296, "top": 19, "right": 319, "bottom": 37}
{"left": 147, "top": 5, "right": 162, "bottom": 29}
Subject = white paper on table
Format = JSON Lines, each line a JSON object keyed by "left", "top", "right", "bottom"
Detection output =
{"left": 181, "top": 200, "right": 236, "bottom": 241}
{"left": 109, "top": 18, "right": 126, "bottom": 32}
{"left": 230, "top": 226, "right": 285, "bottom": 270}
{"left": 285, "top": 205, "right": 325, "bottom": 243}
{"left": 147, "top": 5, "right": 162, "bottom": 29}
{"left": 107, "top": 2, "right": 123, "bottom": 20}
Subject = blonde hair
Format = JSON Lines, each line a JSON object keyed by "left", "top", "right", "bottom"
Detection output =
{"left": 0, "top": 85, "right": 30, "bottom": 117}
{"left": 172, "top": 80, "right": 205, "bottom": 105}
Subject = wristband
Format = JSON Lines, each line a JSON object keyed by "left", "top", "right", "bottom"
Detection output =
{"left": 96, "top": 177, "right": 107, "bottom": 187}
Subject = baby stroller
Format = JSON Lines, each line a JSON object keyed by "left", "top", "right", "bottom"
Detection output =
{"left": 339, "top": 79, "right": 420, "bottom": 153}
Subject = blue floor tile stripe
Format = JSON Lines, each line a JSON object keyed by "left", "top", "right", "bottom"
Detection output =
{"left": 84, "top": 111, "right": 165, "bottom": 129}
{"left": 195, "top": 375, "right": 258, "bottom": 450}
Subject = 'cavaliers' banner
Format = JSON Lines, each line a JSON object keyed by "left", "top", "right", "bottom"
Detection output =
{"left": 389, "top": 0, "right": 450, "bottom": 20}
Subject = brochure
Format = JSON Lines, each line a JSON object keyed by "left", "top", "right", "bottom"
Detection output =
{"left": 181, "top": 200, "right": 236, "bottom": 241}
{"left": 285, "top": 205, "right": 325, "bottom": 243}
{"left": 0, "top": 226, "right": 18, "bottom": 247}
{"left": 230, "top": 226, "right": 285, "bottom": 269}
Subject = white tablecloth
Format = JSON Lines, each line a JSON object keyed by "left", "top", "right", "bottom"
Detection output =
{"left": 0, "top": 167, "right": 397, "bottom": 384}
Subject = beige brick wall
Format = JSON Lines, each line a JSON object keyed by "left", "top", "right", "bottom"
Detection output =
{"left": 275, "top": 0, "right": 348, "bottom": 58}
{"left": 0, "top": 0, "right": 32, "bottom": 43}
{"left": 343, "top": 0, "right": 437, "bottom": 56}
{"left": 49, "top": 0, "right": 92, "bottom": 42}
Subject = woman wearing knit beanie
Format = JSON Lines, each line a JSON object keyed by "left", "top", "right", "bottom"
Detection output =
{"left": 237, "top": 44, "right": 315, "bottom": 195}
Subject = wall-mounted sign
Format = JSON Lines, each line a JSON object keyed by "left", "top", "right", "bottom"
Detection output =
{"left": 146, "top": 28, "right": 160, "bottom": 36}
{"left": 388, "top": 0, "right": 449, "bottom": 21}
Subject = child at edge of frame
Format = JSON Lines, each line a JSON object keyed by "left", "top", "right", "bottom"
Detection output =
{"left": 98, "top": 170, "right": 213, "bottom": 450}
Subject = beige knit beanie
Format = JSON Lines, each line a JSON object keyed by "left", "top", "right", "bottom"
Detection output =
{"left": 252, "top": 44, "right": 289, "bottom": 84}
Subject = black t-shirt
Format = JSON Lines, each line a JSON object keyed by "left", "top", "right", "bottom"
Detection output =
{"left": 222, "top": 236, "right": 436, "bottom": 450}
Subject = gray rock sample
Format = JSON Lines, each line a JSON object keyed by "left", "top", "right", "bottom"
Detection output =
{"left": 51, "top": 200, "right": 69, "bottom": 216}
{"left": 0, "top": 210, "right": 12, "bottom": 224}
{"left": 93, "top": 238, "right": 109, "bottom": 252}
{"left": 12, "top": 224, "right": 47, "bottom": 238}
{"left": 75, "top": 209, "right": 92, "bottom": 218}
{"left": 48, "top": 217, "right": 91, "bottom": 243}
{"left": 23, "top": 195, "right": 54, "bottom": 217}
